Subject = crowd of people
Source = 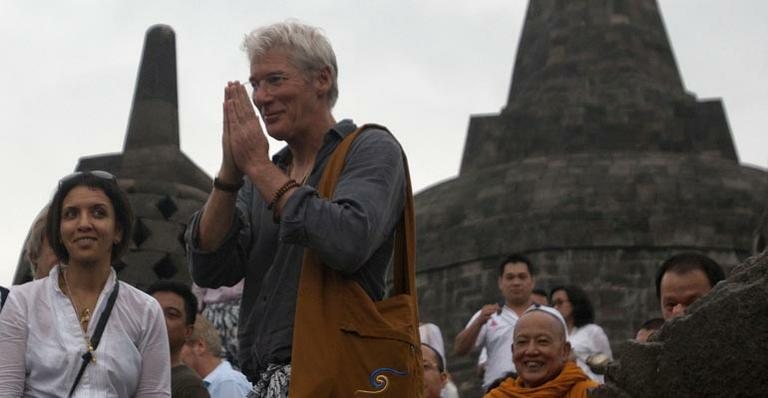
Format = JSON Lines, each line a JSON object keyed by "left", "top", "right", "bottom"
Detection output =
{"left": 415, "top": 252, "right": 725, "bottom": 398}
{"left": 0, "top": 19, "right": 417, "bottom": 398}
{"left": 0, "top": 18, "right": 731, "bottom": 398}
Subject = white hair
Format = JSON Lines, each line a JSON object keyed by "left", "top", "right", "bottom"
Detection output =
{"left": 189, "top": 315, "right": 223, "bottom": 357}
{"left": 242, "top": 20, "right": 339, "bottom": 108}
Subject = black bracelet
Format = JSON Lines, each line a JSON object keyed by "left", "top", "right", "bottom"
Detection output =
{"left": 213, "top": 177, "right": 244, "bottom": 193}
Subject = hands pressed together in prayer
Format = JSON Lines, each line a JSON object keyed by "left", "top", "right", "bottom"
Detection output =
{"left": 220, "top": 81, "right": 270, "bottom": 183}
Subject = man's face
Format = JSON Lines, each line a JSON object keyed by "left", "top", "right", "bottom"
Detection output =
{"left": 420, "top": 345, "right": 446, "bottom": 398}
{"left": 180, "top": 340, "right": 202, "bottom": 375}
{"left": 512, "top": 312, "right": 571, "bottom": 388}
{"left": 249, "top": 49, "right": 329, "bottom": 142}
{"left": 659, "top": 269, "right": 712, "bottom": 320}
{"left": 153, "top": 291, "right": 192, "bottom": 354}
{"left": 498, "top": 262, "right": 534, "bottom": 306}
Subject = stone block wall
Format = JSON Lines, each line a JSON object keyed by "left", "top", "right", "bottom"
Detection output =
{"left": 416, "top": 247, "right": 747, "bottom": 398}
{"left": 592, "top": 252, "right": 768, "bottom": 397}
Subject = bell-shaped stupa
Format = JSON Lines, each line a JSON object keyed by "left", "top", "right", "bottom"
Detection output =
{"left": 414, "top": 1, "right": 767, "bottom": 396}
{"left": 14, "top": 25, "right": 211, "bottom": 290}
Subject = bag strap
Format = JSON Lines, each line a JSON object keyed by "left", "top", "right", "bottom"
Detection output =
{"left": 315, "top": 123, "right": 416, "bottom": 296}
{"left": 393, "top": 156, "right": 416, "bottom": 296}
{"left": 68, "top": 280, "right": 120, "bottom": 397}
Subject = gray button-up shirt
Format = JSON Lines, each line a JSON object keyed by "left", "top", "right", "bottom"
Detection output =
{"left": 185, "top": 119, "right": 406, "bottom": 378}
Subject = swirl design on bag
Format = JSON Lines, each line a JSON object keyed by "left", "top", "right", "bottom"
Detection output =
{"left": 354, "top": 367, "right": 408, "bottom": 395}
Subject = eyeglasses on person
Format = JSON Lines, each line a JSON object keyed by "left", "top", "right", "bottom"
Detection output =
{"left": 244, "top": 73, "right": 290, "bottom": 95}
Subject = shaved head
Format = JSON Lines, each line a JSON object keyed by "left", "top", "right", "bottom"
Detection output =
{"left": 512, "top": 310, "right": 571, "bottom": 388}
{"left": 516, "top": 310, "right": 567, "bottom": 342}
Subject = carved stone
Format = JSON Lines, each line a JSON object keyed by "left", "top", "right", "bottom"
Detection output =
{"left": 413, "top": 1, "right": 768, "bottom": 396}
{"left": 14, "top": 25, "right": 210, "bottom": 290}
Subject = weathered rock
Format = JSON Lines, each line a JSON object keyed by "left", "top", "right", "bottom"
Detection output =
{"left": 594, "top": 252, "right": 768, "bottom": 397}
{"left": 754, "top": 207, "right": 768, "bottom": 255}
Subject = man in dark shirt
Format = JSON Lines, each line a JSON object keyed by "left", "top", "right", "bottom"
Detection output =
{"left": 148, "top": 281, "right": 210, "bottom": 398}
{"left": 185, "top": 20, "right": 406, "bottom": 394}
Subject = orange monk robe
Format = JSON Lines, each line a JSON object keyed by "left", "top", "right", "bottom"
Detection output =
{"left": 484, "top": 361, "right": 599, "bottom": 398}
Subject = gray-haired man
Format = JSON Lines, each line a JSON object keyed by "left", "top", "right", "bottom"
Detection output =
{"left": 186, "top": 21, "right": 407, "bottom": 396}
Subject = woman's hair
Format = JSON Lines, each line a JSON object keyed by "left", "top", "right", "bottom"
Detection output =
{"left": 242, "top": 20, "right": 339, "bottom": 108}
{"left": 550, "top": 285, "right": 595, "bottom": 327}
{"left": 25, "top": 204, "right": 50, "bottom": 276}
{"left": 46, "top": 171, "right": 134, "bottom": 264}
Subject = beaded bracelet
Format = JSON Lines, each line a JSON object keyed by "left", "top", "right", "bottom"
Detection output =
{"left": 268, "top": 179, "right": 300, "bottom": 211}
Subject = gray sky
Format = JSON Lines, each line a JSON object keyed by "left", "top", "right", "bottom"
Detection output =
{"left": 1, "top": 1, "right": 766, "bottom": 286}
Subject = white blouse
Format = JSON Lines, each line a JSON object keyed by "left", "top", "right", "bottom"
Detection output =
{"left": 569, "top": 323, "right": 613, "bottom": 382}
{"left": 0, "top": 265, "right": 171, "bottom": 397}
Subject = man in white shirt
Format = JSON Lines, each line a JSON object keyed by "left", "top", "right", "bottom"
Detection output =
{"left": 182, "top": 315, "right": 253, "bottom": 397}
{"left": 454, "top": 254, "right": 536, "bottom": 391}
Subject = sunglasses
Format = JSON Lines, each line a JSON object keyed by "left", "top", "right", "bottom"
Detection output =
{"left": 58, "top": 170, "right": 117, "bottom": 188}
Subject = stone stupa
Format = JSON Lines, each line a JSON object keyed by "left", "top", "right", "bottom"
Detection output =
{"left": 14, "top": 25, "right": 211, "bottom": 290}
{"left": 412, "top": 1, "right": 768, "bottom": 396}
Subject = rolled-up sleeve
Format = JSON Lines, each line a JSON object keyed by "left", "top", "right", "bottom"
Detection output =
{"left": 0, "top": 289, "right": 27, "bottom": 395}
{"left": 186, "top": 186, "right": 254, "bottom": 288}
{"left": 279, "top": 128, "right": 406, "bottom": 274}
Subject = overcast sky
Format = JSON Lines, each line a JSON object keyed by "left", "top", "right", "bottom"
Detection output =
{"left": 1, "top": 1, "right": 766, "bottom": 286}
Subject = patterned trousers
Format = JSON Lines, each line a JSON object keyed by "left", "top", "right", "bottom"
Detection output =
{"left": 248, "top": 363, "right": 291, "bottom": 398}
{"left": 202, "top": 300, "right": 241, "bottom": 369}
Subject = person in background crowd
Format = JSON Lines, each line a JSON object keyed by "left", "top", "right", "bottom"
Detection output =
{"left": 484, "top": 306, "right": 598, "bottom": 398}
{"left": 419, "top": 322, "right": 446, "bottom": 360}
{"left": 0, "top": 170, "right": 170, "bottom": 396}
{"left": 25, "top": 205, "right": 59, "bottom": 280}
{"left": 419, "top": 322, "right": 459, "bottom": 398}
{"left": 532, "top": 287, "right": 549, "bottom": 306}
{"left": 656, "top": 253, "right": 725, "bottom": 320}
{"left": 635, "top": 317, "right": 665, "bottom": 343}
{"left": 192, "top": 280, "right": 244, "bottom": 368}
{"left": 550, "top": 285, "right": 612, "bottom": 382}
{"left": 422, "top": 343, "right": 448, "bottom": 398}
{"left": 181, "top": 315, "right": 252, "bottom": 397}
{"left": 148, "top": 280, "right": 210, "bottom": 398}
{"left": 455, "top": 254, "right": 536, "bottom": 391}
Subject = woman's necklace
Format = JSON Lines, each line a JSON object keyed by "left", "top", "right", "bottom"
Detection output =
{"left": 61, "top": 268, "right": 96, "bottom": 359}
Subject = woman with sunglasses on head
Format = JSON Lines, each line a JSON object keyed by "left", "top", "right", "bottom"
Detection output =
{"left": 550, "top": 285, "right": 612, "bottom": 383}
{"left": 0, "top": 171, "right": 171, "bottom": 397}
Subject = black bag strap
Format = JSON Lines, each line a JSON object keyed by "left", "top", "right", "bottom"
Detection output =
{"left": 68, "top": 280, "right": 120, "bottom": 397}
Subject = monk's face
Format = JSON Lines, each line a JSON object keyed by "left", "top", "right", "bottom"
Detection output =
{"left": 512, "top": 311, "right": 571, "bottom": 388}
